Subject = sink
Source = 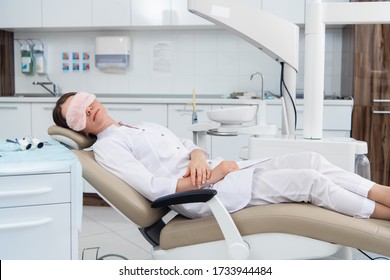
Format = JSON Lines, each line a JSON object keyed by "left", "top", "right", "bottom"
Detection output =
{"left": 207, "top": 105, "right": 257, "bottom": 126}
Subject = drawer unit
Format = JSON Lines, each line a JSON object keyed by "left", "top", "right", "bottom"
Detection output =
{"left": 0, "top": 173, "right": 70, "bottom": 208}
{"left": 0, "top": 140, "right": 81, "bottom": 259}
{"left": 0, "top": 204, "right": 71, "bottom": 260}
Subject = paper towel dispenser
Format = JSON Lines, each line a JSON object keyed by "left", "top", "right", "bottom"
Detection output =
{"left": 95, "top": 36, "right": 131, "bottom": 71}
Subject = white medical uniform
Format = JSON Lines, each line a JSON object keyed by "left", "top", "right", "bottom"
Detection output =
{"left": 93, "top": 122, "right": 376, "bottom": 219}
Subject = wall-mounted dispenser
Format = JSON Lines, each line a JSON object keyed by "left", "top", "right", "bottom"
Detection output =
{"left": 95, "top": 36, "right": 131, "bottom": 72}
{"left": 20, "top": 42, "right": 34, "bottom": 75}
{"left": 33, "top": 41, "right": 45, "bottom": 74}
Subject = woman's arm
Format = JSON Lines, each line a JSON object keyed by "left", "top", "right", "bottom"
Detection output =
{"left": 177, "top": 160, "right": 239, "bottom": 192}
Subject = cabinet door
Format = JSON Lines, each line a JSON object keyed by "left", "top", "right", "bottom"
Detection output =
{"left": 131, "top": 0, "right": 170, "bottom": 26}
{"left": 168, "top": 104, "right": 212, "bottom": 152}
{"left": 0, "top": 204, "right": 71, "bottom": 260}
{"left": 171, "top": 0, "right": 213, "bottom": 26}
{"left": 42, "top": 0, "right": 92, "bottom": 27}
{"left": 262, "top": 0, "right": 305, "bottom": 25}
{"left": 31, "top": 103, "right": 56, "bottom": 139}
{"left": 92, "top": 0, "right": 131, "bottom": 27}
{"left": 0, "top": 103, "right": 31, "bottom": 139}
{"left": 0, "top": 0, "right": 42, "bottom": 28}
{"left": 104, "top": 103, "right": 168, "bottom": 126}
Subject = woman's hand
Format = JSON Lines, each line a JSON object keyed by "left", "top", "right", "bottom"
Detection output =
{"left": 183, "top": 149, "right": 211, "bottom": 187}
{"left": 208, "top": 160, "right": 239, "bottom": 185}
{"left": 176, "top": 159, "right": 239, "bottom": 193}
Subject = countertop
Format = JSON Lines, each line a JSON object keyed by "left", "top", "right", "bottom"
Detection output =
{"left": 0, "top": 94, "right": 354, "bottom": 106}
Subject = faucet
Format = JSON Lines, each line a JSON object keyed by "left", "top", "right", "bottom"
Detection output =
{"left": 250, "top": 72, "right": 264, "bottom": 100}
{"left": 32, "top": 76, "right": 60, "bottom": 96}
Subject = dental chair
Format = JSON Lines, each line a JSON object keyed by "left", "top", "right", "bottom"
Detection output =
{"left": 48, "top": 125, "right": 390, "bottom": 260}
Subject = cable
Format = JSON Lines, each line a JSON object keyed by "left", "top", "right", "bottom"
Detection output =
{"left": 280, "top": 62, "right": 297, "bottom": 130}
{"left": 357, "top": 249, "right": 389, "bottom": 260}
{"left": 98, "top": 254, "right": 128, "bottom": 260}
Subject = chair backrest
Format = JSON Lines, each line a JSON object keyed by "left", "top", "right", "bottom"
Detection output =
{"left": 47, "top": 125, "right": 168, "bottom": 228}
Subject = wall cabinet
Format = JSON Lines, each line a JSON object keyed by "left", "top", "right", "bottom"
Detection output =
{"left": 262, "top": 0, "right": 305, "bottom": 25}
{"left": 42, "top": 0, "right": 92, "bottom": 28}
{"left": 92, "top": 0, "right": 131, "bottom": 27}
{"left": 131, "top": 0, "right": 171, "bottom": 26}
{"left": 171, "top": 0, "right": 213, "bottom": 26}
{"left": 0, "top": 0, "right": 42, "bottom": 28}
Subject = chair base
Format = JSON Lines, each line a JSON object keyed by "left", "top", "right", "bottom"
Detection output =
{"left": 152, "top": 232, "right": 352, "bottom": 260}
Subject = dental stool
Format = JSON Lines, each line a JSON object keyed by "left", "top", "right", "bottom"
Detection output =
{"left": 48, "top": 125, "right": 390, "bottom": 260}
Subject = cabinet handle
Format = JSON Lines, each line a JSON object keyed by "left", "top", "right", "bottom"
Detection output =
{"left": 0, "top": 106, "right": 18, "bottom": 110}
{"left": 0, "top": 187, "right": 52, "bottom": 198}
{"left": 373, "top": 99, "right": 390, "bottom": 103}
{"left": 373, "top": 111, "right": 390, "bottom": 114}
{"left": 0, "top": 218, "right": 52, "bottom": 230}
{"left": 107, "top": 107, "right": 142, "bottom": 112}
{"left": 175, "top": 109, "right": 204, "bottom": 113}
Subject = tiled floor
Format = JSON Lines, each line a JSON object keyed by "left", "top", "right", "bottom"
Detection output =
{"left": 79, "top": 205, "right": 388, "bottom": 261}
{"left": 79, "top": 205, "right": 153, "bottom": 260}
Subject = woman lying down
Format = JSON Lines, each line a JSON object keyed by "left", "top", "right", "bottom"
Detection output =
{"left": 52, "top": 91, "right": 390, "bottom": 220}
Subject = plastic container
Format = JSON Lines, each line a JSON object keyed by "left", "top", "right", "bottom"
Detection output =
{"left": 355, "top": 154, "right": 371, "bottom": 180}
{"left": 21, "top": 44, "right": 34, "bottom": 74}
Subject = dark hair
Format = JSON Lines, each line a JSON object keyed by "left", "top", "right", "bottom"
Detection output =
{"left": 52, "top": 92, "right": 77, "bottom": 129}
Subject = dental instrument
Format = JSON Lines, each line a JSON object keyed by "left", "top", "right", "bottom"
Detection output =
{"left": 192, "top": 89, "right": 198, "bottom": 125}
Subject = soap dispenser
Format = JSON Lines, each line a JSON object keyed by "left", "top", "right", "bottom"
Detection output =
{"left": 21, "top": 43, "right": 34, "bottom": 74}
{"left": 34, "top": 42, "right": 45, "bottom": 74}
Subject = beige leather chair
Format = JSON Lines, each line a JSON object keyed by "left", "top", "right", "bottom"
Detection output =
{"left": 48, "top": 125, "right": 390, "bottom": 260}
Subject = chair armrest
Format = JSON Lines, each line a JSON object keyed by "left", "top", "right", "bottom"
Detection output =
{"left": 152, "top": 188, "right": 250, "bottom": 260}
{"left": 151, "top": 189, "right": 217, "bottom": 208}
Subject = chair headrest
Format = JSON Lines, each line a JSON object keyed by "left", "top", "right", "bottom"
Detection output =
{"left": 47, "top": 125, "right": 96, "bottom": 150}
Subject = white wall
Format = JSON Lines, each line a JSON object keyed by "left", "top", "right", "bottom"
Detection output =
{"left": 13, "top": 28, "right": 343, "bottom": 97}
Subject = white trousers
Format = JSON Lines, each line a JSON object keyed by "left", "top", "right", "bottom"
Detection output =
{"left": 248, "top": 152, "right": 376, "bottom": 218}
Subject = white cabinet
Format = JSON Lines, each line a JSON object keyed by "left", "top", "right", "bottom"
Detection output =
{"left": 0, "top": 0, "right": 42, "bottom": 28}
{"left": 0, "top": 103, "right": 31, "bottom": 139}
{"left": 266, "top": 101, "right": 353, "bottom": 138}
{"left": 104, "top": 103, "right": 168, "bottom": 126}
{"left": 31, "top": 103, "right": 56, "bottom": 139}
{"left": 0, "top": 142, "right": 81, "bottom": 259}
{"left": 262, "top": 0, "right": 305, "bottom": 25}
{"left": 92, "top": 0, "right": 131, "bottom": 27}
{"left": 42, "top": 0, "right": 92, "bottom": 27}
{"left": 171, "top": 0, "right": 214, "bottom": 26}
{"left": 131, "top": 0, "right": 171, "bottom": 26}
{"left": 131, "top": 0, "right": 213, "bottom": 27}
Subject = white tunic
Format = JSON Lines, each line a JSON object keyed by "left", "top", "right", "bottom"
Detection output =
{"left": 93, "top": 122, "right": 268, "bottom": 218}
